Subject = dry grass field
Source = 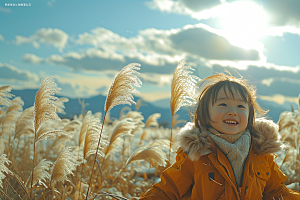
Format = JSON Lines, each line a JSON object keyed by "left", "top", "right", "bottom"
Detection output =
{"left": 0, "top": 62, "right": 299, "bottom": 199}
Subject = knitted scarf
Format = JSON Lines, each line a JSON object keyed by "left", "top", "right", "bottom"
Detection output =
{"left": 208, "top": 128, "right": 251, "bottom": 186}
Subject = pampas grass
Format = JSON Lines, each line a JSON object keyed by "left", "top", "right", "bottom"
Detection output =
{"left": 170, "top": 59, "right": 199, "bottom": 116}
{"left": 171, "top": 114, "right": 186, "bottom": 129}
{"left": 50, "top": 147, "right": 79, "bottom": 187}
{"left": 0, "top": 154, "right": 11, "bottom": 188}
{"left": 145, "top": 113, "right": 161, "bottom": 128}
{"left": 34, "top": 77, "right": 61, "bottom": 132}
{"left": 277, "top": 94, "right": 300, "bottom": 191}
{"left": 0, "top": 97, "right": 24, "bottom": 138}
{"left": 104, "top": 63, "right": 142, "bottom": 113}
{"left": 104, "top": 118, "right": 135, "bottom": 159}
{"left": 83, "top": 117, "right": 105, "bottom": 159}
{"left": 86, "top": 63, "right": 142, "bottom": 199}
{"left": 31, "top": 77, "right": 62, "bottom": 191}
{"left": 169, "top": 59, "right": 199, "bottom": 164}
{"left": 0, "top": 86, "right": 14, "bottom": 107}
{"left": 79, "top": 111, "right": 93, "bottom": 148}
{"left": 0, "top": 61, "right": 299, "bottom": 199}
{"left": 26, "top": 159, "right": 52, "bottom": 187}
{"left": 126, "top": 145, "right": 167, "bottom": 169}
{"left": 14, "top": 107, "right": 34, "bottom": 140}
{"left": 106, "top": 144, "right": 167, "bottom": 191}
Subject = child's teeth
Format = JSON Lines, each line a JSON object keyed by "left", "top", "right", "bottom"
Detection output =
{"left": 225, "top": 121, "right": 236, "bottom": 124}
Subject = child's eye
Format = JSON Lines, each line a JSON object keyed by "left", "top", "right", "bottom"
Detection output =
{"left": 219, "top": 103, "right": 227, "bottom": 107}
{"left": 238, "top": 105, "right": 245, "bottom": 108}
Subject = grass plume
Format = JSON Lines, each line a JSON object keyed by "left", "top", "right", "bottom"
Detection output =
{"left": 86, "top": 63, "right": 142, "bottom": 199}
{"left": 104, "top": 63, "right": 142, "bottom": 113}
{"left": 31, "top": 77, "right": 61, "bottom": 191}
{"left": 0, "top": 154, "right": 11, "bottom": 188}
{"left": 104, "top": 118, "right": 135, "bottom": 159}
{"left": 126, "top": 145, "right": 167, "bottom": 168}
{"left": 170, "top": 59, "right": 199, "bottom": 116}
{"left": 169, "top": 59, "right": 199, "bottom": 164}
{"left": 26, "top": 159, "right": 52, "bottom": 187}
{"left": 0, "top": 86, "right": 14, "bottom": 107}
{"left": 79, "top": 111, "right": 93, "bottom": 148}
{"left": 14, "top": 107, "right": 34, "bottom": 140}
{"left": 83, "top": 117, "right": 105, "bottom": 159}
{"left": 145, "top": 113, "right": 161, "bottom": 128}
{"left": 50, "top": 147, "right": 79, "bottom": 187}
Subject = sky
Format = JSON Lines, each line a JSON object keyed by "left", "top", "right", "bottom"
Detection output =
{"left": 1, "top": 0, "right": 300, "bottom": 109}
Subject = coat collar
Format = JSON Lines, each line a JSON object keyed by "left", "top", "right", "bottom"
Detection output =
{"left": 176, "top": 118, "right": 283, "bottom": 161}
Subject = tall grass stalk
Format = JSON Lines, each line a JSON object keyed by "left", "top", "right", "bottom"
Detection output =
{"left": 85, "top": 63, "right": 141, "bottom": 199}
{"left": 105, "top": 144, "right": 167, "bottom": 191}
{"left": 277, "top": 94, "right": 300, "bottom": 191}
{"left": 31, "top": 77, "right": 61, "bottom": 196}
{"left": 169, "top": 59, "right": 199, "bottom": 164}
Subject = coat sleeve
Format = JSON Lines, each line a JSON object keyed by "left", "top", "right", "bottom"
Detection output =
{"left": 139, "top": 148, "right": 194, "bottom": 200}
{"left": 262, "top": 154, "right": 300, "bottom": 200}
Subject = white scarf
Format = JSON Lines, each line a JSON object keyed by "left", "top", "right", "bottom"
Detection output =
{"left": 208, "top": 128, "right": 251, "bottom": 186}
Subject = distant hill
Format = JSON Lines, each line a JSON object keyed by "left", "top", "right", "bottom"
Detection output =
{"left": 10, "top": 89, "right": 189, "bottom": 128}
{"left": 10, "top": 89, "right": 296, "bottom": 127}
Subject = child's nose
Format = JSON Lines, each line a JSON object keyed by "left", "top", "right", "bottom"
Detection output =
{"left": 227, "top": 109, "right": 237, "bottom": 116}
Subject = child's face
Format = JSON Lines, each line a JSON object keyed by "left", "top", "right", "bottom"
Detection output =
{"left": 208, "top": 88, "right": 249, "bottom": 135}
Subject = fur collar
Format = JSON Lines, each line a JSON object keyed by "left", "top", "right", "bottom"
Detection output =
{"left": 176, "top": 118, "right": 283, "bottom": 161}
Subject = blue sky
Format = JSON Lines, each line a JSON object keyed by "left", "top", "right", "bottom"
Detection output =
{"left": 1, "top": 0, "right": 300, "bottom": 108}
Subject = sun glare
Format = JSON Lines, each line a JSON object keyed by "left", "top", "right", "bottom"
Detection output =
{"left": 219, "top": 1, "right": 268, "bottom": 49}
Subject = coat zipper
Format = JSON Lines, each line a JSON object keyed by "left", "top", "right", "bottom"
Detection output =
{"left": 239, "top": 140, "right": 253, "bottom": 199}
{"left": 215, "top": 148, "right": 240, "bottom": 199}
{"left": 215, "top": 140, "right": 253, "bottom": 200}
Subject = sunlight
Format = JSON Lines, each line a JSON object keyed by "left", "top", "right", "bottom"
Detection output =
{"left": 219, "top": 1, "right": 268, "bottom": 49}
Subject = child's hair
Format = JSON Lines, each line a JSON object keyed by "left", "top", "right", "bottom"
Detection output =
{"left": 194, "top": 73, "right": 267, "bottom": 133}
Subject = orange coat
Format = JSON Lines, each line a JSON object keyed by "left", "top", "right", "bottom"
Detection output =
{"left": 140, "top": 119, "right": 300, "bottom": 200}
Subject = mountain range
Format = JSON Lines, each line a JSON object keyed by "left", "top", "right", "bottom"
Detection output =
{"left": 10, "top": 89, "right": 297, "bottom": 128}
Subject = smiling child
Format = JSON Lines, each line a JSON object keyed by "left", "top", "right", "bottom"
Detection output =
{"left": 139, "top": 73, "right": 300, "bottom": 200}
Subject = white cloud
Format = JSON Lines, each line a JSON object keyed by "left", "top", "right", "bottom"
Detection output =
{"left": 261, "top": 78, "right": 274, "bottom": 87}
{"left": 138, "top": 73, "right": 173, "bottom": 86}
{"left": 70, "top": 26, "right": 260, "bottom": 72}
{"left": 147, "top": 0, "right": 300, "bottom": 36}
{"left": 136, "top": 90, "right": 171, "bottom": 102}
{"left": 265, "top": 26, "right": 300, "bottom": 37}
{"left": 14, "top": 28, "right": 69, "bottom": 52}
{"left": 247, "top": 0, "right": 300, "bottom": 27}
{"left": 55, "top": 76, "right": 100, "bottom": 98}
{"left": 211, "top": 63, "right": 300, "bottom": 99}
{"left": 145, "top": 0, "right": 191, "bottom": 15}
{"left": 47, "top": 0, "right": 55, "bottom": 7}
{"left": 52, "top": 71, "right": 173, "bottom": 101}
{"left": 16, "top": 25, "right": 299, "bottom": 103}
{"left": 0, "top": 34, "right": 4, "bottom": 41}
{"left": 145, "top": 0, "right": 232, "bottom": 20}
{"left": 22, "top": 53, "right": 45, "bottom": 64}
{"left": 0, "top": 63, "right": 39, "bottom": 83}
{"left": 169, "top": 24, "right": 260, "bottom": 60}
{"left": 259, "top": 94, "right": 298, "bottom": 105}
{"left": 76, "top": 27, "right": 177, "bottom": 56}
{"left": 46, "top": 49, "right": 125, "bottom": 71}
{"left": 0, "top": 6, "right": 11, "bottom": 13}
{"left": 145, "top": 0, "right": 221, "bottom": 18}
{"left": 180, "top": 0, "right": 222, "bottom": 12}
{"left": 30, "top": 49, "right": 181, "bottom": 74}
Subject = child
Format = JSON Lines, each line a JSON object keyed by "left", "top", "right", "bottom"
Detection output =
{"left": 139, "top": 73, "right": 300, "bottom": 200}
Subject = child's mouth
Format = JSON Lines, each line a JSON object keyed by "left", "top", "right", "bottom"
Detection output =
{"left": 223, "top": 120, "right": 239, "bottom": 125}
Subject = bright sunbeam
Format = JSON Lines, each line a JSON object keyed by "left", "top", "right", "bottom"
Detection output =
{"left": 219, "top": 1, "right": 268, "bottom": 49}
